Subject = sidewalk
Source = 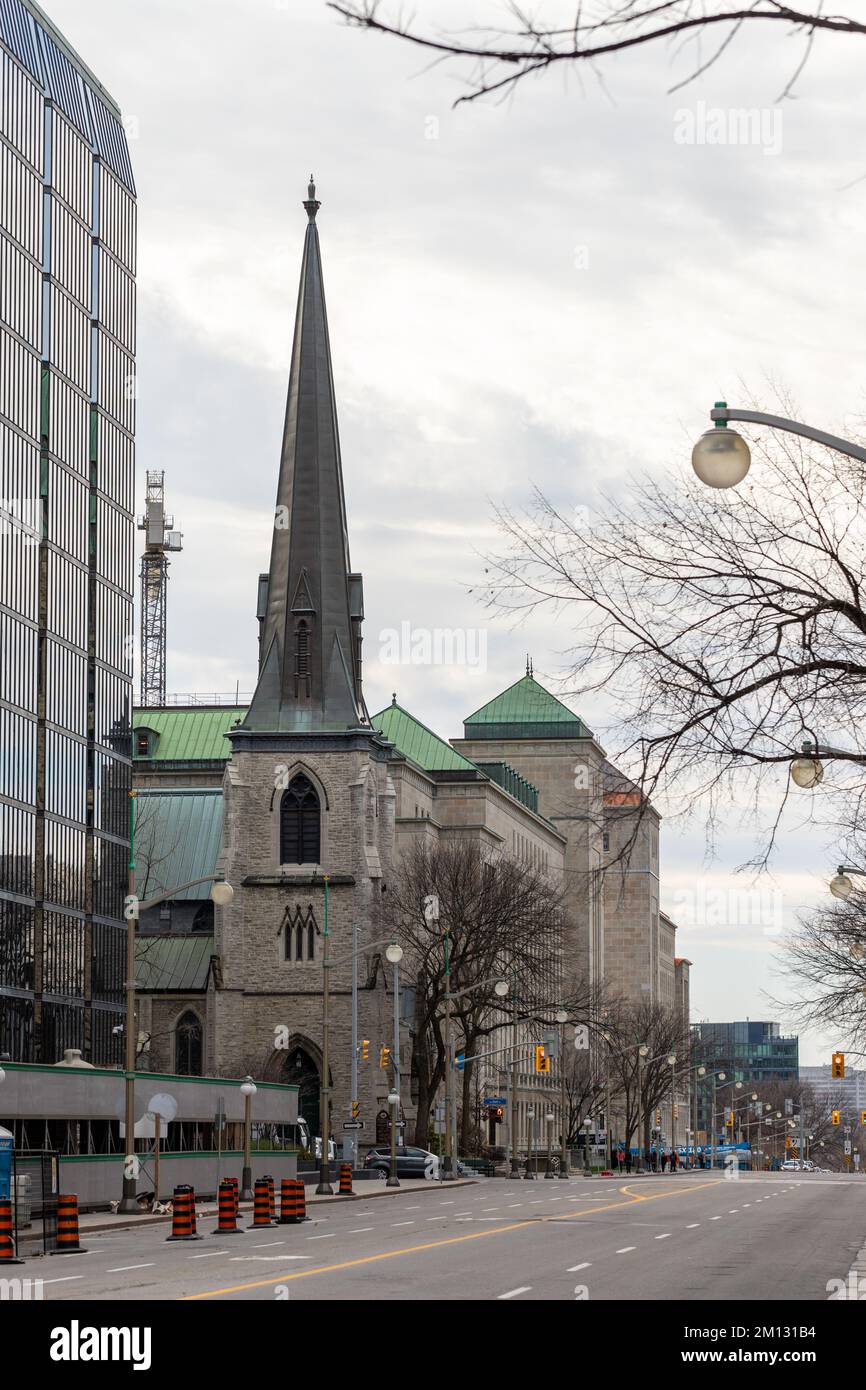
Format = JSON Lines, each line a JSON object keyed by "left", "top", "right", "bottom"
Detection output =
{"left": 16, "top": 1176, "right": 478, "bottom": 1246}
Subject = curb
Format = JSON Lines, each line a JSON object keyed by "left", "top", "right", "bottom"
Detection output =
{"left": 15, "top": 1177, "right": 479, "bottom": 1247}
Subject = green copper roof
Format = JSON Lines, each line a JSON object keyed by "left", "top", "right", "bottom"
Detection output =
{"left": 371, "top": 702, "right": 477, "bottom": 773}
{"left": 463, "top": 675, "right": 593, "bottom": 740}
{"left": 135, "top": 933, "right": 214, "bottom": 992}
{"left": 133, "top": 707, "right": 246, "bottom": 762}
{"left": 134, "top": 789, "right": 223, "bottom": 902}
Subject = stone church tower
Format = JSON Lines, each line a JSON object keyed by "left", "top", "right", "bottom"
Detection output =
{"left": 210, "top": 181, "right": 397, "bottom": 1144}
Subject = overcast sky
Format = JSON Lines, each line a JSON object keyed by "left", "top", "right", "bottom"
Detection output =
{"left": 47, "top": 0, "right": 866, "bottom": 1063}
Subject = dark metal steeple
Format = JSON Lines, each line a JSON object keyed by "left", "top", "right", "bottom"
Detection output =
{"left": 243, "top": 180, "right": 366, "bottom": 734}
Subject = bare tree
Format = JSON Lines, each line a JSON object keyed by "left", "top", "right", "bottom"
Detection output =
{"left": 774, "top": 884, "right": 866, "bottom": 1050}
{"left": 387, "top": 837, "right": 572, "bottom": 1147}
{"left": 604, "top": 998, "right": 691, "bottom": 1158}
{"left": 484, "top": 417, "right": 866, "bottom": 865}
{"left": 329, "top": 2, "right": 865, "bottom": 106}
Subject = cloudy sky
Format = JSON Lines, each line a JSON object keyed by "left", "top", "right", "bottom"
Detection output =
{"left": 48, "top": 0, "right": 866, "bottom": 1062}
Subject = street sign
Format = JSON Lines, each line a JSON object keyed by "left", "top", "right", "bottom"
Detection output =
{"left": 483, "top": 1097, "right": 507, "bottom": 1107}
{"left": 342, "top": 1121, "right": 364, "bottom": 1130}
{"left": 123, "top": 895, "right": 139, "bottom": 921}
{"left": 574, "top": 1024, "right": 589, "bottom": 1050}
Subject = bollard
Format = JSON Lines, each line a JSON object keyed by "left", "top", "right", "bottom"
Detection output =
{"left": 166, "top": 1185, "right": 202, "bottom": 1241}
{"left": 249, "top": 1178, "right": 272, "bottom": 1228}
{"left": 338, "top": 1162, "right": 354, "bottom": 1195}
{"left": 0, "top": 1197, "right": 23, "bottom": 1264}
{"left": 214, "top": 1179, "right": 244, "bottom": 1235}
{"left": 51, "top": 1193, "right": 87, "bottom": 1254}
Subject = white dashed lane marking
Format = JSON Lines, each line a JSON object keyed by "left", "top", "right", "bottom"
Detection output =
{"left": 616, "top": 1246, "right": 636, "bottom": 1254}
{"left": 106, "top": 1263, "right": 155, "bottom": 1273}
{"left": 498, "top": 1286, "right": 531, "bottom": 1300}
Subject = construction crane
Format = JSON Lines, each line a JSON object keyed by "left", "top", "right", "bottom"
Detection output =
{"left": 137, "top": 471, "right": 183, "bottom": 707}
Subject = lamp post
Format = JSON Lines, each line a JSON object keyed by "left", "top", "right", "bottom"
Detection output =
{"left": 545, "top": 1111, "right": 556, "bottom": 1178}
{"left": 440, "top": 972, "right": 508, "bottom": 1181}
{"left": 508, "top": 975, "right": 521, "bottom": 1179}
{"left": 582, "top": 1116, "right": 592, "bottom": 1174}
{"left": 317, "top": 875, "right": 333, "bottom": 1194}
{"left": 667, "top": 1052, "right": 677, "bottom": 1159}
{"left": 525, "top": 1106, "right": 536, "bottom": 1178}
{"left": 320, "top": 925, "right": 404, "bottom": 1195}
{"left": 556, "top": 1007, "right": 569, "bottom": 1179}
{"left": 691, "top": 402, "right": 866, "bottom": 490}
{"left": 119, "top": 786, "right": 233, "bottom": 1214}
{"left": 636, "top": 1043, "right": 649, "bottom": 1171}
{"left": 387, "top": 1089, "right": 400, "bottom": 1187}
{"left": 240, "top": 1076, "right": 257, "bottom": 1199}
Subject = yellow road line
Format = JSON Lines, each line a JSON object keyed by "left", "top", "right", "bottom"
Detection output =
{"left": 184, "top": 1178, "right": 722, "bottom": 1300}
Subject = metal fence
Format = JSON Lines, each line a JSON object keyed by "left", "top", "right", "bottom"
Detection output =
{"left": 13, "top": 1150, "right": 59, "bottom": 1254}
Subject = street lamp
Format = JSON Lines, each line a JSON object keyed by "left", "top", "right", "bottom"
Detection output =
{"left": 691, "top": 401, "right": 866, "bottom": 490}
{"left": 555, "top": 1007, "right": 569, "bottom": 1180}
{"left": 545, "top": 1111, "right": 557, "bottom": 1178}
{"left": 582, "top": 1115, "right": 592, "bottom": 1174}
{"left": 831, "top": 868, "right": 856, "bottom": 900}
{"left": 667, "top": 1053, "right": 677, "bottom": 1158}
{"left": 387, "top": 1089, "right": 401, "bottom": 1187}
{"left": 790, "top": 755, "right": 824, "bottom": 789}
{"left": 637, "top": 1043, "right": 649, "bottom": 1172}
{"left": 240, "top": 1076, "right": 257, "bottom": 1199}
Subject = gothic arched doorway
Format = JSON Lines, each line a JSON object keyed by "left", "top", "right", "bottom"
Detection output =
{"left": 288, "top": 1044, "right": 321, "bottom": 1135}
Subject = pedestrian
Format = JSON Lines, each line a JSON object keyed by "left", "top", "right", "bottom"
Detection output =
{"left": 660, "top": 1150, "right": 668, "bottom": 1173}
{"left": 617, "top": 1146, "right": 625, "bottom": 1172}
{"left": 671, "top": 1149, "right": 678, "bottom": 1172}
{"left": 624, "top": 1148, "right": 632, "bottom": 1174}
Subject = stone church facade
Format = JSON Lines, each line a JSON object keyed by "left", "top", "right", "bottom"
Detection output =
{"left": 131, "top": 183, "right": 691, "bottom": 1155}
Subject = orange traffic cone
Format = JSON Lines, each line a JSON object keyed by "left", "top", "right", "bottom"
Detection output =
{"left": 249, "top": 1178, "right": 272, "bottom": 1228}
{"left": 0, "top": 1198, "right": 23, "bottom": 1264}
{"left": 338, "top": 1162, "right": 354, "bottom": 1195}
{"left": 214, "top": 1180, "right": 243, "bottom": 1235}
{"left": 51, "top": 1193, "right": 87, "bottom": 1254}
{"left": 166, "top": 1185, "right": 202, "bottom": 1241}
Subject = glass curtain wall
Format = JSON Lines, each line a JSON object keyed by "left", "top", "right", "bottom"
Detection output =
{"left": 0, "top": 0, "right": 135, "bottom": 1062}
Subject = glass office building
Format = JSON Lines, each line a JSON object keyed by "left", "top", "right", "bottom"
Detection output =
{"left": 692, "top": 1020, "right": 800, "bottom": 1136}
{"left": 0, "top": 0, "right": 135, "bottom": 1062}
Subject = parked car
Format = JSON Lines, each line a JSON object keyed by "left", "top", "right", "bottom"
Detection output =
{"left": 364, "top": 1146, "right": 469, "bottom": 1179}
{"left": 780, "top": 1159, "right": 801, "bottom": 1171}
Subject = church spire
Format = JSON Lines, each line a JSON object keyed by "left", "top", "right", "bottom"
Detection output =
{"left": 243, "top": 180, "right": 365, "bottom": 734}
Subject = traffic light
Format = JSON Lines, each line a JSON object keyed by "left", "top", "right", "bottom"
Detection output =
{"left": 360, "top": 1039, "right": 370, "bottom": 1061}
{"left": 534, "top": 1045, "right": 550, "bottom": 1074}
{"left": 379, "top": 1045, "right": 391, "bottom": 1070}
{"left": 351, "top": 1100, "right": 360, "bottom": 1119}
{"left": 493, "top": 1107, "right": 504, "bottom": 1122}
{"left": 672, "top": 1105, "right": 678, "bottom": 1121}
{"left": 832, "top": 1052, "right": 845, "bottom": 1080}
{"left": 785, "top": 1135, "right": 792, "bottom": 1149}
{"left": 832, "top": 1109, "right": 841, "bottom": 1126}
{"left": 861, "top": 1111, "right": 866, "bottom": 1126}
{"left": 655, "top": 1109, "right": 662, "bottom": 1127}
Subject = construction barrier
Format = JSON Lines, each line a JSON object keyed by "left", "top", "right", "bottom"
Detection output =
{"left": 166, "top": 1185, "right": 202, "bottom": 1242}
{"left": 338, "top": 1163, "right": 353, "bottom": 1195}
{"left": 249, "top": 1178, "right": 273, "bottom": 1228}
{"left": 278, "top": 1178, "right": 306, "bottom": 1224}
{"left": 227, "top": 1176, "right": 239, "bottom": 1217}
{"left": 51, "top": 1193, "right": 87, "bottom": 1254}
{"left": 264, "top": 1174, "right": 276, "bottom": 1223}
{"left": 0, "top": 1197, "right": 23, "bottom": 1264}
{"left": 214, "top": 1180, "right": 243, "bottom": 1236}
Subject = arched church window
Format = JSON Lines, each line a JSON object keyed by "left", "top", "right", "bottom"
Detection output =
{"left": 295, "top": 920, "right": 304, "bottom": 960}
{"left": 307, "top": 920, "right": 315, "bottom": 960}
{"left": 175, "top": 1011, "right": 203, "bottom": 1076}
{"left": 295, "top": 621, "right": 310, "bottom": 678}
{"left": 280, "top": 774, "right": 321, "bottom": 864}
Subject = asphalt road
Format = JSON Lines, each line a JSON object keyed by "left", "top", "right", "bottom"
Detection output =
{"left": 32, "top": 1171, "right": 866, "bottom": 1302}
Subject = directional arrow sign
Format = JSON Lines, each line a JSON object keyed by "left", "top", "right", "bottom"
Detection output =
{"left": 342, "top": 1120, "right": 364, "bottom": 1130}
